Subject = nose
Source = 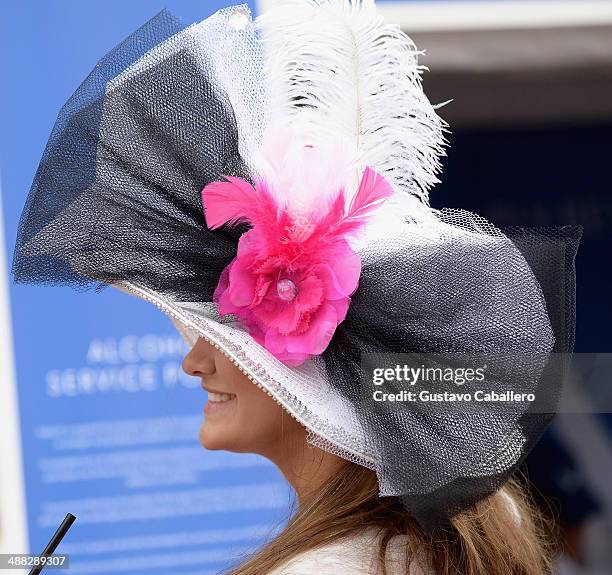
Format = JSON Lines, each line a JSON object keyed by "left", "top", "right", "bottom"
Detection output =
{"left": 181, "top": 337, "right": 217, "bottom": 377}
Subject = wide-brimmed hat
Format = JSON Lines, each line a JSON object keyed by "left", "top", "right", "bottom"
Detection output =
{"left": 12, "top": 1, "right": 579, "bottom": 528}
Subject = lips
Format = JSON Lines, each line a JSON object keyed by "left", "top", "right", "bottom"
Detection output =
{"left": 207, "top": 391, "right": 235, "bottom": 403}
{"left": 202, "top": 382, "right": 231, "bottom": 394}
{"left": 203, "top": 387, "right": 237, "bottom": 416}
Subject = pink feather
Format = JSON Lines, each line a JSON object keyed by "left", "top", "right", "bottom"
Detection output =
{"left": 202, "top": 166, "right": 392, "bottom": 265}
{"left": 201, "top": 177, "right": 258, "bottom": 229}
{"left": 201, "top": 176, "right": 280, "bottom": 231}
{"left": 349, "top": 167, "right": 394, "bottom": 220}
{"left": 316, "top": 167, "right": 394, "bottom": 243}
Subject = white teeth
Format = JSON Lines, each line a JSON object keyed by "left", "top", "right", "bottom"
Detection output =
{"left": 208, "top": 392, "right": 236, "bottom": 403}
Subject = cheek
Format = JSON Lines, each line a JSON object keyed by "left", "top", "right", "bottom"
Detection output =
{"left": 199, "top": 368, "right": 287, "bottom": 454}
{"left": 234, "top": 386, "right": 286, "bottom": 451}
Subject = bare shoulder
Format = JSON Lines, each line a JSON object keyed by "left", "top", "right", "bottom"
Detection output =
{"left": 267, "top": 527, "right": 429, "bottom": 575}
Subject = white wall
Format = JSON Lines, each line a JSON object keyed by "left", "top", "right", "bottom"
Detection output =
{"left": 256, "top": 1, "right": 612, "bottom": 30}
{"left": 0, "top": 174, "right": 29, "bottom": 554}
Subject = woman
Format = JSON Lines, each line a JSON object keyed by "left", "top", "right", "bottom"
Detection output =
{"left": 13, "top": 1, "right": 573, "bottom": 573}
{"left": 182, "top": 337, "right": 553, "bottom": 575}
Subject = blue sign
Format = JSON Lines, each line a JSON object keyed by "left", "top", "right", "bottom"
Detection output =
{"left": 1, "top": 2, "right": 291, "bottom": 574}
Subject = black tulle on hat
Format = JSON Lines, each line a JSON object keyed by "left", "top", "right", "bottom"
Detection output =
{"left": 12, "top": 2, "right": 579, "bottom": 529}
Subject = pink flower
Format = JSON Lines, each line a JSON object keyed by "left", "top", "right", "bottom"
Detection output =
{"left": 202, "top": 160, "right": 393, "bottom": 366}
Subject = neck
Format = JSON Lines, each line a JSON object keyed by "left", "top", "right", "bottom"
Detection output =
{"left": 266, "top": 431, "right": 345, "bottom": 504}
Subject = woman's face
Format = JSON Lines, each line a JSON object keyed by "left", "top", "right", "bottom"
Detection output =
{"left": 181, "top": 337, "right": 304, "bottom": 458}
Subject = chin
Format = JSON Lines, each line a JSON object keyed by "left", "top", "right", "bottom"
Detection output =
{"left": 199, "top": 422, "right": 242, "bottom": 452}
{"left": 199, "top": 424, "right": 223, "bottom": 450}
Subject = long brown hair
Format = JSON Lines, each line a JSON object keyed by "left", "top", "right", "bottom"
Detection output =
{"left": 226, "top": 459, "right": 554, "bottom": 575}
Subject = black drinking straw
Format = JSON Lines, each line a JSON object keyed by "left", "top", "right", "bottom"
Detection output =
{"left": 27, "top": 513, "right": 76, "bottom": 575}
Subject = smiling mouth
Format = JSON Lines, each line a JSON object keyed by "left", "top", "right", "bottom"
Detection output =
{"left": 204, "top": 391, "right": 237, "bottom": 415}
{"left": 208, "top": 391, "right": 235, "bottom": 403}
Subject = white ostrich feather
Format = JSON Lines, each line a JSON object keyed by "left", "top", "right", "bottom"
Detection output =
{"left": 255, "top": 0, "right": 451, "bottom": 205}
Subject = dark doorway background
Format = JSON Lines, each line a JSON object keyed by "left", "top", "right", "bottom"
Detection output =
{"left": 431, "top": 121, "right": 611, "bottom": 353}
